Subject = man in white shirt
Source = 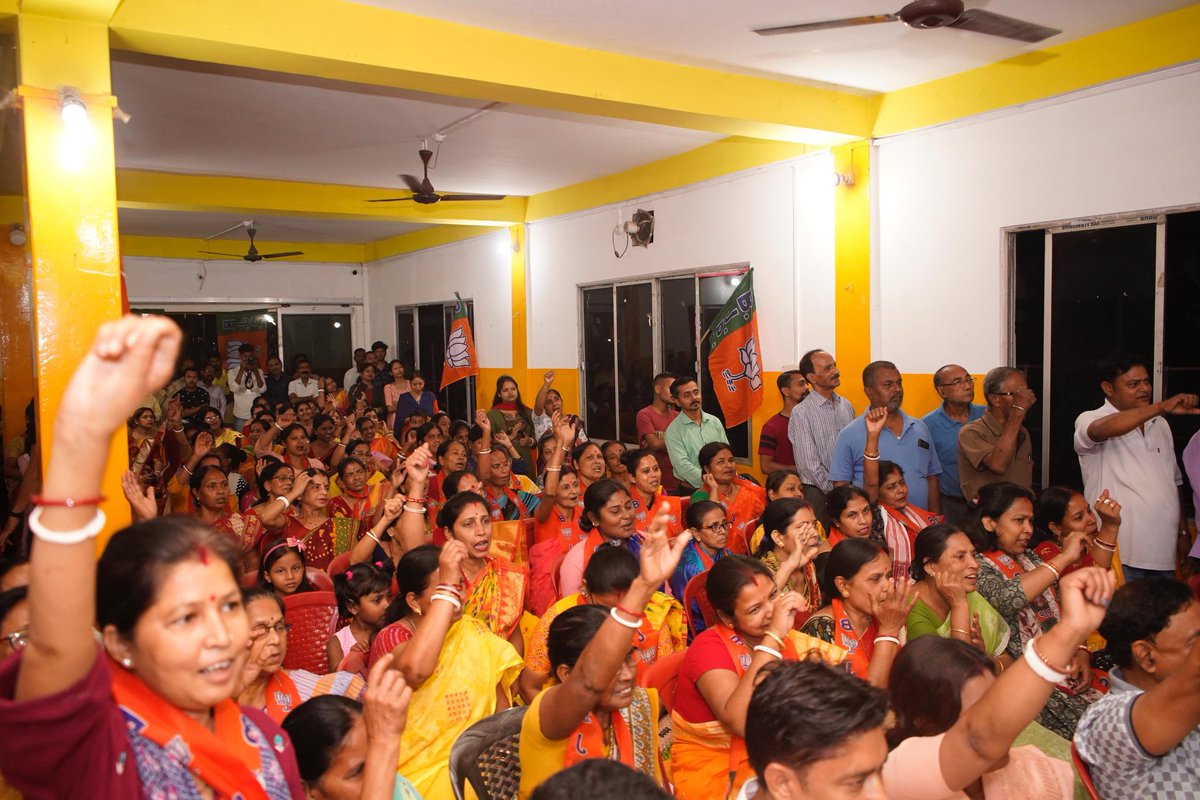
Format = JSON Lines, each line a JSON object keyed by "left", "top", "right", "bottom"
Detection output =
{"left": 1073, "top": 351, "right": 1199, "bottom": 579}
{"left": 228, "top": 343, "right": 265, "bottom": 430}
{"left": 288, "top": 360, "right": 321, "bottom": 404}
{"left": 343, "top": 347, "right": 367, "bottom": 391}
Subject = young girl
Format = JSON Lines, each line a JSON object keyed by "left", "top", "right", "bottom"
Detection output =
{"left": 327, "top": 562, "right": 391, "bottom": 669}
{"left": 260, "top": 537, "right": 316, "bottom": 598}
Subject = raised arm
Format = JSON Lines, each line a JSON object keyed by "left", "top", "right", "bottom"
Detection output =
{"left": 393, "top": 541, "right": 467, "bottom": 687}
{"left": 474, "top": 410, "right": 494, "bottom": 484}
{"left": 254, "top": 406, "right": 295, "bottom": 458}
{"left": 535, "top": 412, "right": 573, "bottom": 524}
{"left": 862, "top": 407, "right": 886, "bottom": 503}
{"left": 981, "top": 388, "right": 1036, "bottom": 475}
{"left": 1087, "top": 490, "right": 1120, "bottom": 571}
{"left": 18, "top": 316, "right": 181, "bottom": 702}
{"left": 864, "top": 582, "right": 917, "bottom": 689}
{"left": 536, "top": 506, "right": 690, "bottom": 740}
{"left": 397, "top": 444, "right": 434, "bottom": 552}
{"left": 1086, "top": 393, "right": 1200, "bottom": 443}
{"left": 348, "top": 497, "right": 403, "bottom": 565}
{"left": 936, "top": 567, "right": 1115, "bottom": 791}
{"left": 533, "top": 371, "right": 555, "bottom": 417}
{"left": 359, "top": 652, "right": 413, "bottom": 800}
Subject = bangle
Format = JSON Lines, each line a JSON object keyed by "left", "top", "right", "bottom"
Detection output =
{"left": 1013, "top": 405, "right": 1027, "bottom": 413}
{"left": 30, "top": 495, "right": 105, "bottom": 508}
{"left": 275, "top": 423, "right": 284, "bottom": 431}
{"left": 950, "top": 628, "right": 970, "bottom": 637}
{"left": 874, "top": 635, "right": 901, "bottom": 647}
{"left": 609, "top": 606, "right": 642, "bottom": 629}
{"left": 365, "top": 530, "right": 382, "bottom": 545}
{"left": 863, "top": 451, "right": 880, "bottom": 461}
{"left": 1093, "top": 537, "right": 1117, "bottom": 550}
{"left": 171, "top": 426, "right": 184, "bottom": 433}
{"left": 1024, "top": 639, "right": 1070, "bottom": 684}
{"left": 752, "top": 644, "right": 783, "bottom": 660}
{"left": 275, "top": 495, "right": 290, "bottom": 508}
{"left": 993, "top": 656, "right": 1006, "bottom": 674}
{"left": 478, "top": 448, "right": 492, "bottom": 455}
{"left": 180, "top": 465, "right": 194, "bottom": 476}
{"left": 435, "top": 583, "right": 463, "bottom": 598}
{"left": 1039, "top": 561, "right": 1061, "bottom": 582}
{"left": 763, "top": 630, "right": 786, "bottom": 648}
{"left": 545, "top": 466, "right": 562, "bottom": 473}
{"left": 1078, "top": 644, "right": 1091, "bottom": 653}
{"left": 403, "top": 504, "right": 427, "bottom": 514}
{"left": 27, "top": 507, "right": 107, "bottom": 545}
{"left": 561, "top": 445, "right": 571, "bottom": 452}
{"left": 615, "top": 604, "right": 644, "bottom": 621}
{"left": 431, "top": 592, "right": 462, "bottom": 610}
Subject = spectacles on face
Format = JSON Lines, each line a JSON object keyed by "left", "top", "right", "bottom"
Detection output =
{"left": 703, "top": 520, "right": 731, "bottom": 532}
{"left": 250, "top": 622, "right": 291, "bottom": 638}
{"left": 3, "top": 629, "right": 28, "bottom": 651}
{"left": 938, "top": 377, "right": 975, "bottom": 388}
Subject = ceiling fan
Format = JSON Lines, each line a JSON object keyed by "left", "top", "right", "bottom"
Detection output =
{"left": 369, "top": 146, "right": 507, "bottom": 205}
{"left": 753, "top": 0, "right": 1060, "bottom": 43}
{"left": 199, "top": 221, "right": 304, "bottom": 262}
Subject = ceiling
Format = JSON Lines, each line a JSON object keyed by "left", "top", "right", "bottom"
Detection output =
{"left": 355, "top": 0, "right": 1196, "bottom": 92}
{"left": 92, "top": 1, "right": 1192, "bottom": 248}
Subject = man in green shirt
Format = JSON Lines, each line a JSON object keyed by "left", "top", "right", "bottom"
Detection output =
{"left": 664, "top": 376, "right": 729, "bottom": 493}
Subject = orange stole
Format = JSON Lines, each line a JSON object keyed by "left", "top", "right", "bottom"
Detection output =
{"left": 463, "top": 556, "right": 529, "bottom": 639}
{"left": 831, "top": 599, "right": 877, "bottom": 680}
{"left": 110, "top": 658, "right": 271, "bottom": 800}
{"left": 262, "top": 669, "right": 303, "bottom": 723}
{"left": 720, "top": 478, "right": 766, "bottom": 554}
{"left": 670, "top": 625, "right": 798, "bottom": 800}
{"left": 630, "top": 492, "right": 684, "bottom": 539}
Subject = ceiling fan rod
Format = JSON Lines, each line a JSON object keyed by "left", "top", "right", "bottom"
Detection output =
{"left": 428, "top": 101, "right": 504, "bottom": 142}
{"left": 203, "top": 219, "right": 253, "bottom": 241}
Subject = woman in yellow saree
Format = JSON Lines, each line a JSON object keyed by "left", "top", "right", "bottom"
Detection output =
{"left": 518, "top": 506, "right": 689, "bottom": 798}
{"left": 368, "top": 542, "right": 523, "bottom": 800}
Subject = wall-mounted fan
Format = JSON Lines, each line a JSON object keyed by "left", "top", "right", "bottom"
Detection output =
{"left": 369, "top": 147, "right": 507, "bottom": 205}
{"left": 199, "top": 221, "right": 304, "bottom": 262}
{"left": 753, "top": 0, "right": 1060, "bottom": 43}
{"left": 613, "top": 209, "right": 655, "bottom": 258}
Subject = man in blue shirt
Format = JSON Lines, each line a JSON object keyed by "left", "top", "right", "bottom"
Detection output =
{"left": 922, "top": 364, "right": 985, "bottom": 526}
{"left": 830, "top": 360, "right": 942, "bottom": 513}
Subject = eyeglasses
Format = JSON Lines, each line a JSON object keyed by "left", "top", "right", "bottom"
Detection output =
{"left": 3, "top": 629, "right": 28, "bottom": 651}
{"left": 250, "top": 622, "right": 292, "bottom": 638}
{"left": 938, "top": 377, "right": 975, "bottom": 388}
{"left": 703, "top": 520, "right": 731, "bottom": 532}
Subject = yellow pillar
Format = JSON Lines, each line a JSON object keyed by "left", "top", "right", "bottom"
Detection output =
{"left": 833, "top": 140, "right": 872, "bottom": 402}
{"left": 18, "top": 13, "right": 130, "bottom": 541}
{"left": 0, "top": 200, "right": 32, "bottom": 447}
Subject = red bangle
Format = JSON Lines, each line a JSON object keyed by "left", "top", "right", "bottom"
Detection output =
{"left": 616, "top": 604, "right": 644, "bottom": 621}
{"left": 30, "top": 495, "right": 106, "bottom": 508}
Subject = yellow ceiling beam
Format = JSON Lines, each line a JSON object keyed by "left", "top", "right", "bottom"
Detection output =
{"left": 872, "top": 4, "right": 1200, "bottom": 137}
{"left": 107, "top": 0, "right": 871, "bottom": 144}
{"left": 364, "top": 224, "right": 495, "bottom": 263}
{"left": 527, "top": 136, "right": 813, "bottom": 221}
{"left": 120, "top": 234, "right": 365, "bottom": 263}
{"left": 115, "top": 168, "right": 525, "bottom": 226}
{"left": 20, "top": 0, "right": 120, "bottom": 24}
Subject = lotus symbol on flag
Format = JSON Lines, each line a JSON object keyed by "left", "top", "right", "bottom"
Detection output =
{"left": 721, "top": 335, "right": 763, "bottom": 393}
{"left": 446, "top": 326, "right": 472, "bottom": 368}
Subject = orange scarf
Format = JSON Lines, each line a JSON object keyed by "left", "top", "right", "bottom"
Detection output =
{"left": 485, "top": 483, "right": 530, "bottom": 522}
{"left": 534, "top": 504, "right": 583, "bottom": 553}
{"left": 109, "top": 658, "right": 271, "bottom": 800}
{"left": 564, "top": 707, "right": 636, "bottom": 770}
{"left": 580, "top": 527, "right": 627, "bottom": 576}
{"left": 262, "top": 670, "right": 302, "bottom": 723}
{"left": 831, "top": 599, "right": 877, "bottom": 679}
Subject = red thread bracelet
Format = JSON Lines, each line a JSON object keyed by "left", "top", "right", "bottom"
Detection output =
{"left": 31, "top": 495, "right": 106, "bottom": 508}
{"left": 615, "top": 604, "right": 644, "bottom": 620}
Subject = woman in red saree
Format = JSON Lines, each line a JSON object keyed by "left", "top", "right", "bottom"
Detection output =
{"left": 690, "top": 442, "right": 766, "bottom": 554}
{"left": 279, "top": 470, "right": 355, "bottom": 571}
{"left": 327, "top": 456, "right": 383, "bottom": 539}
{"left": 398, "top": 459, "right": 528, "bottom": 651}
{"left": 518, "top": 507, "right": 688, "bottom": 797}
{"left": 0, "top": 315, "right": 303, "bottom": 799}
{"left": 256, "top": 413, "right": 325, "bottom": 473}
{"left": 127, "top": 405, "right": 170, "bottom": 505}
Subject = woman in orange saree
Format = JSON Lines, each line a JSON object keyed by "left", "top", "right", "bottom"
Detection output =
{"left": 690, "top": 443, "right": 766, "bottom": 554}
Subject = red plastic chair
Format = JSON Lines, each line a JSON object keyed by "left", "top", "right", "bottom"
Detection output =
{"left": 282, "top": 590, "right": 338, "bottom": 674}
{"left": 1070, "top": 742, "right": 1101, "bottom": 800}
{"left": 337, "top": 648, "right": 368, "bottom": 678}
{"left": 326, "top": 552, "right": 353, "bottom": 577}
{"left": 638, "top": 650, "right": 686, "bottom": 714}
{"left": 1188, "top": 573, "right": 1200, "bottom": 602}
{"left": 679, "top": 496, "right": 690, "bottom": 518}
{"left": 307, "top": 568, "right": 334, "bottom": 592}
{"left": 682, "top": 571, "right": 715, "bottom": 639}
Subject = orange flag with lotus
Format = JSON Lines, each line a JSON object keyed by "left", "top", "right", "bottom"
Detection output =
{"left": 441, "top": 292, "right": 480, "bottom": 390}
{"left": 705, "top": 269, "right": 763, "bottom": 428}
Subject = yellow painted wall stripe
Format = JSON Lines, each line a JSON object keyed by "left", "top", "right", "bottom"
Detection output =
{"left": 833, "top": 141, "right": 872, "bottom": 402}
{"left": 120, "top": 235, "right": 365, "bottom": 263}
{"left": 872, "top": 4, "right": 1200, "bottom": 137}
{"left": 364, "top": 224, "right": 496, "bottom": 262}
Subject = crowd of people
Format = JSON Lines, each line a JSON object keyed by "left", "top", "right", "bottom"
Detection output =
{"left": 0, "top": 319, "right": 1198, "bottom": 800}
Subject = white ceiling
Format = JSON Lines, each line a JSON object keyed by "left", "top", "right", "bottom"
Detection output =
{"left": 353, "top": 0, "right": 1195, "bottom": 92}
{"left": 117, "top": 208, "right": 429, "bottom": 243}
{"left": 111, "top": 57, "right": 722, "bottom": 196}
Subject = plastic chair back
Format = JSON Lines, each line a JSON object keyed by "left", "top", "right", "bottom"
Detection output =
{"left": 448, "top": 705, "right": 527, "bottom": 800}
{"left": 1070, "top": 742, "right": 1101, "bottom": 800}
{"left": 638, "top": 650, "right": 686, "bottom": 714}
{"left": 326, "top": 552, "right": 352, "bottom": 577}
{"left": 282, "top": 590, "right": 338, "bottom": 674}
{"left": 683, "top": 571, "right": 715, "bottom": 639}
{"left": 307, "top": 568, "right": 334, "bottom": 592}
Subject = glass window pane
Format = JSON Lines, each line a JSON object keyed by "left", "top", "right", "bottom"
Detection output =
{"left": 660, "top": 278, "right": 697, "bottom": 380}
{"left": 698, "top": 274, "right": 750, "bottom": 461}
{"left": 1164, "top": 210, "right": 1200, "bottom": 516}
{"left": 582, "top": 287, "right": 616, "bottom": 440}
{"left": 616, "top": 283, "right": 654, "bottom": 443}
{"left": 394, "top": 308, "right": 416, "bottom": 376}
{"left": 1010, "top": 230, "right": 1045, "bottom": 487}
{"left": 281, "top": 313, "right": 351, "bottom": 380}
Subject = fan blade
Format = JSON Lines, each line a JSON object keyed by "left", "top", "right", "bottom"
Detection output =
{"left": 399, "top": 174, "right": 423, "bottom": 193}
{"left": 260, "top": 251, "right": 305, "bottom": 259}
{"left": 367, "top": 197, "right": 415, "bottom": 203}
{"left": 754, "top": 14, "right": 897, "bottom": 36}
{"left": 198, "top": 250, "right": 243, "bottom": 256}
{"left": 949, "top": 9, "right": 1059, "bottom": 42}
{"left": 437, "top": 194, "right": 508, "bottom": 202}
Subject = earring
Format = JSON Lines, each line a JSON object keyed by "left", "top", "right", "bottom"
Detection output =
{"left": 120, "top": 657, "right": 134, "bottom": 669}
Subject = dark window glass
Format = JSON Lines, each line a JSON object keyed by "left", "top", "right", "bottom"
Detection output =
{"left": 616, "top": 284, "right": 654, "bottom": 443}
{"left": 1011, "top": 230, "right": 1045, "bottom": 487}
{"left": 1164, "top": 210, "right": 1200, "bottom": 515}
{"left": 582, "top": 287, "right": 616, "bottom": 440}
{"left": 281, "top": 313, "right": 351, "bottom": 378}
{"left": 660, "top": 278, "right": 697, "bottom": 380}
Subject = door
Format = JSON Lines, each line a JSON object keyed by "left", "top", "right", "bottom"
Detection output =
{"left": 395, "top": 301, "right": 476, "bottom": 422}
{"left": 279, "top": 307, "right": 354, "bottom": 380}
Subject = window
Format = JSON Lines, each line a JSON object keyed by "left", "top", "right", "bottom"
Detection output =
{"left": 579, "top": 269, "right": 751, "bottom": 458}
{"left": 395, "top": 301, "right": 476, "bottom": 422}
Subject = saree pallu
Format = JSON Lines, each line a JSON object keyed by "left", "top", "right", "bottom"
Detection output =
{"left": 396, "top": 617, "right": 523, "bottom": 800}
{"left": 281, "top": 516, "right": 357, "bottom": 570}
{"left": 210, "top": 511, "right": 264, "bottom": 556}
{"left": 720, "top": 479, "right": 766, "bottom": 554}
{"left": 488, "top": 519, "right": 533, "bottom": 565}
{"left": 463, "top": 557, "right": 529, "bottom": 640}
{"left": 880, "top": 503, "right": 938, "bottom": 583}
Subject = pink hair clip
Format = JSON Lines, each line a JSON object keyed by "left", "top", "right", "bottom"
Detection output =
{"left": 285, "top": 537, "right": 306, "bottom": 553}
{"left": 374, "top": 561, "right": 384, "bottom": 568}
{"left": 345, "top": 570, "right": 354, "bottom": 579}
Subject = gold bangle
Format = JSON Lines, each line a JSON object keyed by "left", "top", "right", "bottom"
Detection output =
{"left": 950, "top": 627, "right": 970, "bottom": 637}
{"left": 1039, "top": 561, "right": 1061, "bottom": 582}
{"left": 763, "top": 630, "right": 786, "bottom": 648}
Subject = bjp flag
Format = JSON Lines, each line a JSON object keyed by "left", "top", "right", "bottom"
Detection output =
{"left": 441, "top": 292, "right": 480, "bottom": 390}
{"left": 706, "top": 270, "right": 764, "bottom": 428}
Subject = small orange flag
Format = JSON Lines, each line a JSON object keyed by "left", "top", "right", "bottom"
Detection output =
{"left": 440, "top": 292, "right": 480, "bottom": 390}
{"left": 705, "top": 270, "right": 763, "bottom": 428}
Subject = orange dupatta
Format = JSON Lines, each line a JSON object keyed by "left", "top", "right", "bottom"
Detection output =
{"left": 110, "top": 658, "right": 272, "bottom": 800}
{"left": 715, "top": 478, "right": 766, "bottom": 554}
{"left": 830, "top": 598, "right": 878, "bottom": 680}
{"left": 262, "top": 670, "right": 303, "bottom": 723}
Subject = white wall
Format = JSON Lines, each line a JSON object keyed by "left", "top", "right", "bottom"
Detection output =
{"left": 125, "top": 257, "right": 365, "bottom": 304}
{"left": 876, "top": 67, "right": 1200, "bottom": 374}
{"left": 526, "top": 151, "right": 837, "bottom": 369}
{"left": 364, "top": 231, "right": 514, "bottom": 368}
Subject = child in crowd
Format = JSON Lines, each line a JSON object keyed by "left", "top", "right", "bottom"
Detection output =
{"left": 259, "top": 537, "right": 316, "bottom": 598}
{"left": 327, "top": 562, "right": 392, "bottom": 669}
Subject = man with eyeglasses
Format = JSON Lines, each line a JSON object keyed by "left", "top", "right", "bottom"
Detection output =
{"left": 922, "top": 364, "right": 986, "bottom": 526}
{"left": 1075, "top": 351, "right": 1199, "bottom": 580}
{"left": 957, "top": 366, "right": 1036, "bottom": 505}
